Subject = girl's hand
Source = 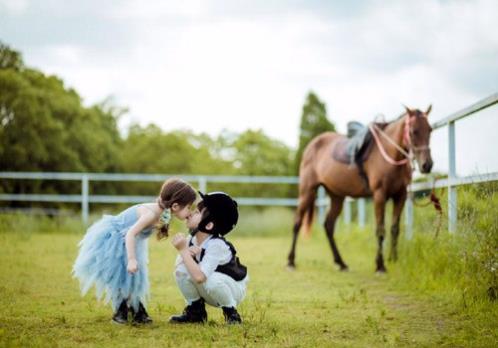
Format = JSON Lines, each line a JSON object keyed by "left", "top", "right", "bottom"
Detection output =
{"left": 127, "top": 258, "right": 138, "bottom": 274}
{"left": 171, "top": 233, "right": 188, "bottom": 251}
{"left": 188, "top": 245, "right": 202, "bottom": 257}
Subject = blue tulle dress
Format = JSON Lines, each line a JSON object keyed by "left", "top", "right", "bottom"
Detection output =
{"left": 72, "top": 204, "right": 154, "bottom": 311}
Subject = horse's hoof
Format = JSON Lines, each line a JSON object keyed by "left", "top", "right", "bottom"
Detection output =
{"left": 286, "top": 264, "right": 296, "bottom": 271}
{"left": 375, "top": 268, "right": 387, "bottom": 274}
{"left": 339, "top": 265, "right": 349, "bottom": 272}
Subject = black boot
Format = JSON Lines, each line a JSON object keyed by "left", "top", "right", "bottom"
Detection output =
{"left": 112, "top": 300, "right": 128, "bottom": 324}
{"left": 169, "top": 299, "right": 207, "bottom": 324}
{"left": 222, "top": 306, "right": 242, "bottom": 324}
{"left": 131, "top": 302, "right": 153, "bottom": 324}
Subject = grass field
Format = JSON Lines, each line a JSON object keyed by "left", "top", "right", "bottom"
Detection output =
{"left": 0, "top": 204, "right": 496, "bottom": 347}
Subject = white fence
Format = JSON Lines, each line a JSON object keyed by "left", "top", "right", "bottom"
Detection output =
{"left": 1, "top": 93, "right": 496, "bottom": 234}
{"left": 405, "top": 92, "right": 498, "bottom": 238}
{"left": 0, "top": 173, "right": 301, "bottom": 224}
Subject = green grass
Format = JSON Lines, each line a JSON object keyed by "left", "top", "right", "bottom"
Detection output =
{"left": 0, "top": 207, "right": 497, "bottom": 347}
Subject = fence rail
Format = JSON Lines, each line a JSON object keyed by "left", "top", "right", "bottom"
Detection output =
{"left": 0, "top": 173, "right": 304, "bottom": 224}
{"left": 1, "top": 93, "right": 497, "bottom": 234}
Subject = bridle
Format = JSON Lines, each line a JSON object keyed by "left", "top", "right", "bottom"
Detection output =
{"left": 368, "top": 114, "right": 430, "bottom": 167}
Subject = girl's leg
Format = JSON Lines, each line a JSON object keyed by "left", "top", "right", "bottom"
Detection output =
{"left": 112, "top": 300, "right": 128, "bottom": 324}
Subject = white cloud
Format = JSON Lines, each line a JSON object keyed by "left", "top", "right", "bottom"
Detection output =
{"left": 111, "top": 0, "right": 205, "bottom": 20}
{"left": 0, "top": 0, "right": 29, "bottom": 15}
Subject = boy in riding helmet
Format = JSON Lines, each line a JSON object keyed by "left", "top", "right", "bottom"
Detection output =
{"left": 169, "top": 191, "right": 248, "bottom": 324}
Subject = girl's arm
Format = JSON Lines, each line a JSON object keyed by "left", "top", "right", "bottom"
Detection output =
{"left": 171, "top": 234, "right": 207, "bottom": 283}
{"left": 125, "top": 210, "right": 156, "bottom": 273}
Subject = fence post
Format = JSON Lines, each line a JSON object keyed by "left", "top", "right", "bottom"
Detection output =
{"left": 448, "top": 121, "right": 457, "bottom": 233}
{"left": 198, "top": 176, "right": 207, "bottom": 193}
{"left": 81, "top": 174, "right": 89, "bottom": 224}
{"left": 405, "top": 192, "right": 413, "bottom": 240}
{"left": 317, "top": 186, "right": 326, "bottom": 224}
{"left": 358, "top": 198, "right": 366, "bottom": 228}
{"left": 343, "top": 197, "right": 351, "bottom": 224}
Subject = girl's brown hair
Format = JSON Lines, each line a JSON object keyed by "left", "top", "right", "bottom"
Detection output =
{"left": 155, "top": 178, "right": 196, "bottom": 240}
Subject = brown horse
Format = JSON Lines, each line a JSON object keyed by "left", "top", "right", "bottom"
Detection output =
{"left": 287, "top": 106, "right": 433, "bottom": 272}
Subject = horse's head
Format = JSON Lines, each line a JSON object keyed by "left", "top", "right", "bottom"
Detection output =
{"left": 404, "top": 105, "right": 433, "bottom": 173}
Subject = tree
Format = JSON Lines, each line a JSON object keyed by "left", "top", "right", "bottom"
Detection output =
{"left": 294, "top": 91, "right": 335, "bottom": 173}
{"left": 229, "top": 129, "right": 295, "bottom": 198}
{"left": 0, "top": 41, "right": 23, "bottom": 71}
{"left": 0, "top": 43, "right": 124, "bottom": 203}
{"left": 233, "top": 129, "right": 294, "bottom": 176}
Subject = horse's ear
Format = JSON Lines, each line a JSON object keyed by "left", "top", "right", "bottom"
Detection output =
{"left": 403, "top": 104, "right": 413, "bottom": 116}
{"left": 425, "top": 104, "right": 432, "bottom": 116}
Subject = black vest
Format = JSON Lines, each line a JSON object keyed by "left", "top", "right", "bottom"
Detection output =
{"left": 189, "top": 235, "right": 247, "bottom": 281}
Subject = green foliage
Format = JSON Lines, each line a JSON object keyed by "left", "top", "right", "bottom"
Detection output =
{"left": 232, "top": 129, "right": 294, "bottom": 176}
{"left": 0, "top": 68, "right": 123, "bottom": 173}
{"left": 217, "top": 129, "right": 296, "bottom": 198}
{"left": 0, "top": 41, "right": 23, "bottom": 70}
{"left": 392, "top": 182, "right": 498, "bottom": 305}
{"left": 295, "top": 91, "right": 335, "bottom": 173}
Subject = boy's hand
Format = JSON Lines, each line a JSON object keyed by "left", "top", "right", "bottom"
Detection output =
{"left": 171, "top": 233, "right": 188, "bottom": 251}
{"left": 127, "top": 258, "right": 138, "bottom": 273}
{"left": 188, "top": 245, "right": 202, "bottom": 257}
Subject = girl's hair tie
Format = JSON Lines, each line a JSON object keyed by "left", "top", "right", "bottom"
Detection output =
{"left": 160, "top": 208, "right": 171, "bottom": 226}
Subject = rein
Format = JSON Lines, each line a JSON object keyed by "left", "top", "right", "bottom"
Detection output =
{"left": 411, "top": 182, "right": 443, "bottom": 238}
{"left": 369, "top": 114, "right": 431, "bottom": 167}
{"left": 368, "top": 116, "right": 412, "bottom": 166}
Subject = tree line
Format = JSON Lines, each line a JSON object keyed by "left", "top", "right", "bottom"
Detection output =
{"left": 0, "top": 42, "right": 335, "bottom": 207}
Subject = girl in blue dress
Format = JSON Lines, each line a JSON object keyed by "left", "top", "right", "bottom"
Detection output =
{"left": 72, "top": 178, "right": 196, "bottom": 324}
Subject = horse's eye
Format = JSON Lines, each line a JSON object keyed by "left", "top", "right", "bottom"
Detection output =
{"left": 412, "top": 130, "right": 419, "bottom": 136}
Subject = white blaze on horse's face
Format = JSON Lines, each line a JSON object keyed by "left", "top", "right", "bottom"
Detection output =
{"left": 406, "top": 105, "right": 434, "bottom": 174}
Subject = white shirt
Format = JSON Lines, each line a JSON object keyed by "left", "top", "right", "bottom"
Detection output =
{"left": 175, "top": 234, "right": 232, "bottom": 279}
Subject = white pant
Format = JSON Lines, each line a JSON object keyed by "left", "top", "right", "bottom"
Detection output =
{"left": 174, "top": 263, "right": 247, "bottom": 308}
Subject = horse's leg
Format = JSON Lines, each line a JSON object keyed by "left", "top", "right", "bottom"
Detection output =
{"left": 287, "top": 186, "right": 317, "bottom": 269}
{"left": 373, "top": 190, "right": 387, "bottom": 272}
{"left": 324, "top": 195, "right": 347, "bottom": 270}
{"left": 389, "top": 188, "right": 407, "bottom": 262}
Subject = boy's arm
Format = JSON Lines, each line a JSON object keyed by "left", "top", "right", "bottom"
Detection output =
{"left": 171, "top": 234, "right": 207, "bottom": 284}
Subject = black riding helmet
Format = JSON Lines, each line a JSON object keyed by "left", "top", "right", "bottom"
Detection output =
{"left": 197, "top": 191, "right": 238, "bottom": 236}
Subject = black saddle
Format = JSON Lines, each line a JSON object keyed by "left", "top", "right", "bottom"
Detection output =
{"left": 332, "top": 121, "right": 373, "bottom": 191}
{"left": 332, "top": 121, "right": 373, "bottom": 165}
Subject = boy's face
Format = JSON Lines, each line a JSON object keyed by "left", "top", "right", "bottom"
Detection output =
{"left": 185, "top": 207, "right": 203, "bottom": 229}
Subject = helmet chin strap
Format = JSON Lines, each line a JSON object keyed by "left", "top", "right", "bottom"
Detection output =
{"left": 191, "top": 221, "right": 217, "bottom": 236}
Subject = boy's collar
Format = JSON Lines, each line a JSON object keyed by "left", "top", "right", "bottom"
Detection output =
{"left": 193, "top": 231, "right": 212, "bottom": 246}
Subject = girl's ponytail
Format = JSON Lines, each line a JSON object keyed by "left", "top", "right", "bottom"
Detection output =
{"left": 155, "top": 197, "right": 172, "bottom": 240}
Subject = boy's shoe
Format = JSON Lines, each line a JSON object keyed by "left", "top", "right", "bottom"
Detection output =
{"left": 112, "top": 300, "right": 129, "bottom": 324}
{"left": 222, "top": 306, "right": 242, "bottom": 324}
{"left": 131, "top": 302, "right": 153, "bottom": 324}
{"left": 169, "top": 298, "right": 207, "bottom": 324}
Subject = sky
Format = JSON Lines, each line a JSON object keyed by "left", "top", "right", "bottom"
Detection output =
{"left": 1, "top": 0, "right": 497, "bottom": 176}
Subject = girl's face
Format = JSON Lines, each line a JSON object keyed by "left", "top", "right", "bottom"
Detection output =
{"left": 171, "top": 203, "right": 192, "bottom": 220}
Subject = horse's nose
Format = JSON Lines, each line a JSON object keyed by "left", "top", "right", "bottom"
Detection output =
{"left": 422, "top": 160, "right": 433, "bottom": 173}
